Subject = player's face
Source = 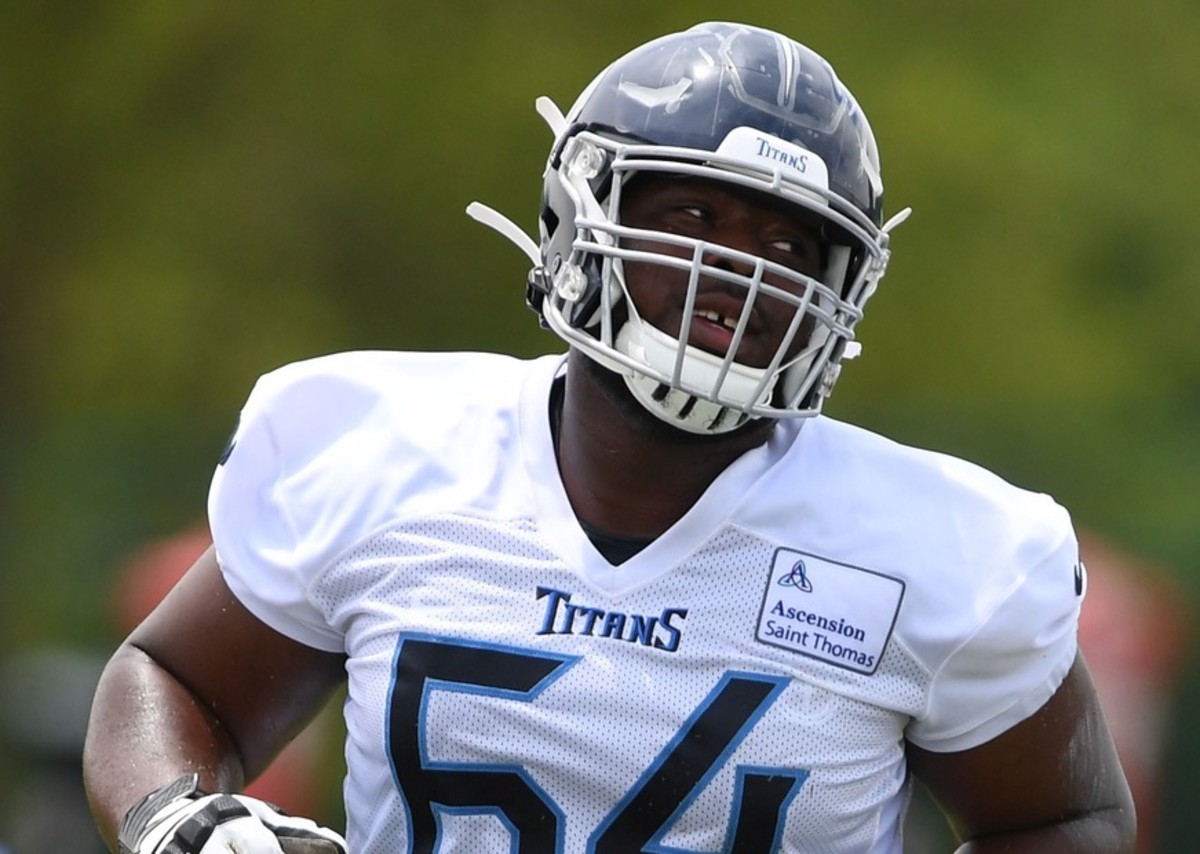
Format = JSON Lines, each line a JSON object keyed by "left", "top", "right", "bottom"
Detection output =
{"left": 618, "top": 174, "right": 825, "bottom": 368}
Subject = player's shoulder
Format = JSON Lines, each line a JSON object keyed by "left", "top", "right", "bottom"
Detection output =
{"left": 245, "top": 350, "right": 537, "bottom": 438}
{"left": 803, "top": 417, "right": 1080, "bottom": 691}
{"left": 804, "top": 415, "right": 1071, "bottom": 548}
{"left": 255, "top": 349, "right": 532, "bottom": 406}
{"left": 212, "top": 350, "right": 555, "bottom": 572}
{"left": 229, "top": 348, "right": 552, "bottom": 500}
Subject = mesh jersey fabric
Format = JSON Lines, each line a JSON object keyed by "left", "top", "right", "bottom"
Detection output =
{"left": 208, "top": 350, "right": 1082, "bottom": 853}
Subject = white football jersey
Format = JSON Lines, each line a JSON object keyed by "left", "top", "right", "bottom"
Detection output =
{"left": 209, "top": 350, "right": 1083, "bottom": 853}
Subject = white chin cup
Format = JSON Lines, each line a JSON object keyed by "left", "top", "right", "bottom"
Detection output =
{"left": 615, "top": 318, "right": 776, "bottom": 434}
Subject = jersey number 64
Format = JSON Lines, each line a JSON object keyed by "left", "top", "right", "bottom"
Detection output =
{"left": 387, "top": 634, "right": 809, "bottom": 853}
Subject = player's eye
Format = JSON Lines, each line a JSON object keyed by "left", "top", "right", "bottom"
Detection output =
{"left": 657, "top": 203, "right": 711, "bottom": 234}
{"left": 767, "top": 235, "right": 823, "bottom": 276}
{"left": 770, "top": 238, "right": 809, "bottom": 256}
{"left": 665, "top": 203, "right": 709, "bottom": 225}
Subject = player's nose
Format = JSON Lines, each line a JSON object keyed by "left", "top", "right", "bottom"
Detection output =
{"left": 702, "top": 223, "right": 760, "bottom": 279}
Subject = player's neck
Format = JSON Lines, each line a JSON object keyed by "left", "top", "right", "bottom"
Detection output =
{"left": 553, "top": 352, "right": 772, "bottom": 540}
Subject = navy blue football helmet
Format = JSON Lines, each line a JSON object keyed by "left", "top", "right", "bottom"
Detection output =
{"left": 471, "top": 22, "right": 908, "bottom": 433}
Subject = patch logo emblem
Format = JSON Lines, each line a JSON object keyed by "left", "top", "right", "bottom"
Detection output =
{"left": 756, "top": 548, "right": 904, "bottom": 675}
{"left": 776, "top": 558, "right": 814, "bottom": 592}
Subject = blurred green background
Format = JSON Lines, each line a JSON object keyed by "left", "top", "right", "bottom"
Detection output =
{"left": 1, "top": 2, "right": 1196, "bottom": 851}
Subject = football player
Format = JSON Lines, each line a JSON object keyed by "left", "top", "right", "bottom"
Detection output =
{"left": 84, "top": 22, "right": 1135, "bottom": 853}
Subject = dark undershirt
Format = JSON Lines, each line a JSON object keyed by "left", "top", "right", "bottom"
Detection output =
{"left": 578, "top": 518, "right": 653, "bottom": 565}
{"left": 549, "top": 376, "right": 654, "bottom": 565}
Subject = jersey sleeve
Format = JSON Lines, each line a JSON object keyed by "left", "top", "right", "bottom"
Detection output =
{"left": 905, "top": 503, "right": 1084, "bottom": 753}
{"left": 206, "top": 358, "right": 386, "bottom": 652}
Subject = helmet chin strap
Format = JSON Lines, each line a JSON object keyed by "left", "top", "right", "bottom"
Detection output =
{"left": 615, "top": 320, "right": 772, "bottom": 435}
{"left": 620, "top": 373, "right": 753, "bottom": 435}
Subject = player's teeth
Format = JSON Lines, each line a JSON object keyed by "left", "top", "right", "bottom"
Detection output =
{"left": 698, "top": 310, "right": 734, "bottom": 329}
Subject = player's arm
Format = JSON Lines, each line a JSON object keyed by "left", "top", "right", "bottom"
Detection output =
{"left": 906, "top": 653, "right": 1135, "bottom": 853}
{"left": 83, "top": 546, "right": 348, "bottom": 852}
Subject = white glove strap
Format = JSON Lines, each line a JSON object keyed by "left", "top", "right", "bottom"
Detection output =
{"left": 118, "top": 774, "right": 347, "bottom": 854}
